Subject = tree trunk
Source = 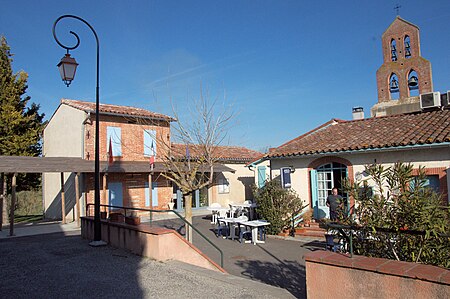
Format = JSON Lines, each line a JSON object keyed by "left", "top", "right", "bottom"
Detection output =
{"left": 184, "top": 193, "right": 193, "bottom": 243}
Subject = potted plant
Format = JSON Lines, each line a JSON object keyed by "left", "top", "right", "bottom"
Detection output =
{"left": 302, "top": 209, "right": 313, "bottom": 227}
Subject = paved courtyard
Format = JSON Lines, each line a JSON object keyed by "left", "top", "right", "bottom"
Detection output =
{"left": 151, "top": 214, "right": 326, "bottom": 298}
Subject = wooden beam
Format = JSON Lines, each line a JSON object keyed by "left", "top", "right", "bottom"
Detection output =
{"left": 9, "top": 173, "right": 17, "bottom": 236}
{"left": 75, "top": 172, "right": 80, "bottom": 227}
{"left": 60, "top": 172, "right": 66, "bottom": 224}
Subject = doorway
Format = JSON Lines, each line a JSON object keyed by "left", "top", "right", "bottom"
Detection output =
{"left": 310, "top": 162, "right": 347, "bottom": 219}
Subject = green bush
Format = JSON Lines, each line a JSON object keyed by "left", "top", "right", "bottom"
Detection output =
{"left": 344, "top": 163, "right": 450, "bottom": 269}
{"left": 253, "top": 179, "right": 305, "bottom": 235}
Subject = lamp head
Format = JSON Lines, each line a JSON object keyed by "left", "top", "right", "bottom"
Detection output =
{"left": 57, "top": 53, "right": 78, "bottom": 87}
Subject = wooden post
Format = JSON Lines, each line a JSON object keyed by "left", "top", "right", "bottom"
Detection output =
{"left": 75, "top": 172, "right": 81, "bottom": 227}
{"left": 148, "top": 173, "right": 152, "bottom": 222}
{"left": 0, "top": 173, "right": 4, "bottom": 231}
{"left": 60, "top": 172, "right": 66, "bottom": 224}
{"left": 102, "top": 173, "right": 107, "bottom": 207}
{"left": 9, "top": 173, "right": 17, "bottom": 236}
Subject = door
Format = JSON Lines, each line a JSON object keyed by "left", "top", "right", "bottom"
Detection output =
{"left": 317, "top": 165, "right": 332, "bottom": 219}
{"left": 109, "top": 182, "right": 123, "bottom": 210}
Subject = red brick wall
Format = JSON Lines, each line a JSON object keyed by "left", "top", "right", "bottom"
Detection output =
{"left": 84, "top": 115, "right": 171, "bottom": 162}
{"left": 84, "top": 173, "right": 173, "bottom": 213}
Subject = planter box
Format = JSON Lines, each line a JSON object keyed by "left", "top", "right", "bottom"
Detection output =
{"left": 109, "top": 213, "right": 124, "bottom": 223}
{"left": 125, "top": 216, "right": 140, "bottom": 226}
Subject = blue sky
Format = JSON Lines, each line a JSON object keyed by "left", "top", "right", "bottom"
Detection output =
{"left": 1, "top": 0, "right": 450, "bottom": 152}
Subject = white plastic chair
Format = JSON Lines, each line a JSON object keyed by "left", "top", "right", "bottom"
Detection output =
{"left": 209, "top": 203, "right": 222, "bottom": 224}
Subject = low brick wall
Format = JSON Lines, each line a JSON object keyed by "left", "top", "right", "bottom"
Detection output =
{"left": 305, "top": 251, "right": 450, "bottom": 299}
{"left": 81, "top": 217, "right": 225, "bottom": 273}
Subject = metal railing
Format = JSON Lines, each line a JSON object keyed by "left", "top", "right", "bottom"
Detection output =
{"left": 324, "top": 222, "right": 450, "bottom": 258}
{"left": 86, "top": 203, "right": 224, "bottom": 267}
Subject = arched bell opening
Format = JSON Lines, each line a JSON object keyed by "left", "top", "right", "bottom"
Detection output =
{"left": 407, "top": 70, "right": 419, "bottom": 97}
{"left": 389, "top": 73, "right": 400, "bottom": 100}
{"left": 404, "top": 36, "right": 412, "bottom": 58}
{"left": 390, "top": 39, "right": 398, "bottom": 62}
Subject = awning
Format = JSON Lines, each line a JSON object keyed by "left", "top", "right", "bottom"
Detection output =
{"left": 0, "top": 156, "right": 235, "bottom": 173}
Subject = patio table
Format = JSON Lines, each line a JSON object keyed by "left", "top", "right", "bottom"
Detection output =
{"left": 220, "top": 217, "right": 248, "bottom": 240}
{"left": 240, "top": 220, "right": 271, "bottom": 245}
{"left": 207, "top": 207, "right": 230, "bottom": 224}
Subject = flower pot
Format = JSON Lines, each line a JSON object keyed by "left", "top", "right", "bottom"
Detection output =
{"left": 109, "top": 212, "right": 124, "bottom": 223}
{"left": 125, "top": 216, "right": 140, "bottom": 226}
{"left": 168, "top": 202, "right": 175, "bottom": 210}
{"left": 100, "top": 211, "right": 107, "bottom": 219}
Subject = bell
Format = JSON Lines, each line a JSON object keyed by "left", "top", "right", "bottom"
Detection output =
{"left": 405, "top": 42, "right": 411, "bottom": 57}
{"left": 391, "top": 52, "right": 397, "bottom": 61}
{"left": 390, "top": 78, "right": 399, "bottom": 92}
{"left": 408, "top": 76, "right": 418, "bottom": 89}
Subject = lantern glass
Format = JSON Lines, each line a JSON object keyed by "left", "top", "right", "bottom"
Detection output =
{"left": 57, "top": 53, "right": 78, "bottom": 86}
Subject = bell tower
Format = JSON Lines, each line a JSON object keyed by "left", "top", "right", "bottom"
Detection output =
{"left": 371, "top": 16, "right": 433, "bottom": 117}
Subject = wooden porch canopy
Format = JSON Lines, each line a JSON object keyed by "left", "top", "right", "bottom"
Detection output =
{"left": 0, "top": 156, "right": 235, "bottom": 173}
{"left": 0, "top": 155, "right": 235, "bottom": 236}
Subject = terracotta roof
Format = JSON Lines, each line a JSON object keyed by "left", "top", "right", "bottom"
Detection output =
{"left": 266, "top": 109, "right": 450, "bottom": 158}
{"left": 171, "top": 143, "right": 262, "bottom": 163}
{"left": 61, "top": 99, "right": 175, "bottom": 121}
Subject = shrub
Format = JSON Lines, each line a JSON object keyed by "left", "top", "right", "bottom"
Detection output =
{"left": 253, "top": 179, "right": 305, "bottom": 235}
{"left": 344, "top": 163, "right": 450, "bottom": 268}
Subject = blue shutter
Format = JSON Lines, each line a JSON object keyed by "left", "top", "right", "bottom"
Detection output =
{"left": 310, "top": 170, "right": 318, "bottom": 219}
{"left": 109, "top": 182, "right": 123, "bottom": 210}
{"left": 152, "top": 182, "right": 158, "bottom": 206}
{"left": 145, "top": 182, "right": 150, "bottom": 207}
{"left": 107, "top": 127, "right": 122, "bottom": 156}
{"left": 257, "top": 166, "right": 266, "bottom": 188}
{"left": 144, "top": 130, "right": 156, "bottom": 157}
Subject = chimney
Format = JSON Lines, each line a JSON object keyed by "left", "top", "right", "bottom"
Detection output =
{"left": 352, "top": 107, "right": 364, "bottom": 120}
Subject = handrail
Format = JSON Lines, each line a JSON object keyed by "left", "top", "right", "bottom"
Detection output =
{"left": 325, "top": 222, "right": 450, "bottom": 258}
{"left": 85, "top": 203, "right": 224, "bottom": 268}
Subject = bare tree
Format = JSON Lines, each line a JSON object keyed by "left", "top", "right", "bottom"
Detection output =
{"left": 159, "top": 87, "right": 234, "bottom": 242}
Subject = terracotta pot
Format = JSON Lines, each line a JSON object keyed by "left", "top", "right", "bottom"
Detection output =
{"left": 125, "top": 216, "right": 140, "bottom": 226}
{"left": 109, "top": 212, "right": 124, "bottom": 223}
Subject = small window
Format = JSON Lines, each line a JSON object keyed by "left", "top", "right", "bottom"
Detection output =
{"left": 107, "top": 126, "right": 122, "bottom": 156}
{"left": 281, "top": 167, "right": 292, "bottom": 188}
{"left": 218, "top": 178, "right": 230, "bottom": 194}
{"left": 144, "top": 129, "right": 157, "bottom": 156}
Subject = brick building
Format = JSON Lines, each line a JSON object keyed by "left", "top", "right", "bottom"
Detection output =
{"left": 43, "top": 99, "right": 261, "bottom": 220}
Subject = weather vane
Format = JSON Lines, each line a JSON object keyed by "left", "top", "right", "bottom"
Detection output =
{"left": 394, "top": 4, "right": 401, "bottom": 16}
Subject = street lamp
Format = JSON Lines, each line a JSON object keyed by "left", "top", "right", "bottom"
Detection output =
{"left": 53, "top": 15, "right": 105, "bottom": 246}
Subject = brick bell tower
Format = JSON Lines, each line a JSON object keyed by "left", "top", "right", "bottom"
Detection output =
{"left": 371, "top": 16, "right": 433, "bottom": 117}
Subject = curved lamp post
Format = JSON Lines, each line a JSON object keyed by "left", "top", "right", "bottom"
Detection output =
{"left": 53, "top": 15, "right": 105, "bottom": 246}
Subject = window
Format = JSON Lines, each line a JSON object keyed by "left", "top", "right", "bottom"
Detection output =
{"left": 281, "top": 167, "right": 292, "bottom": 188}
{"left": 218, "top": 178, "right": 230, "bottom": 194}
{"left": 144, "top": 129, "right": 156, "bottom": 156}
{"left": 107, "top": 126, "right": 122, "bottom": 156}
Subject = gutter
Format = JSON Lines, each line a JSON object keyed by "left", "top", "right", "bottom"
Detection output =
{"left": 267, "top": 142, "right": 450, "bottom": 160}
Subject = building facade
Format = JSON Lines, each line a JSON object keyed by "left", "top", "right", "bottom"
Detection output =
{"left": 43, "top": 99, "right": 260, "bottom": 220}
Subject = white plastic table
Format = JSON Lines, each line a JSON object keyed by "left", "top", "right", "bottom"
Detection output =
{"left": 241, "top": 220, "right": 271, "bottom": 245}
{"left": 220, "top": 217, "right": 248, "bottom": 240}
